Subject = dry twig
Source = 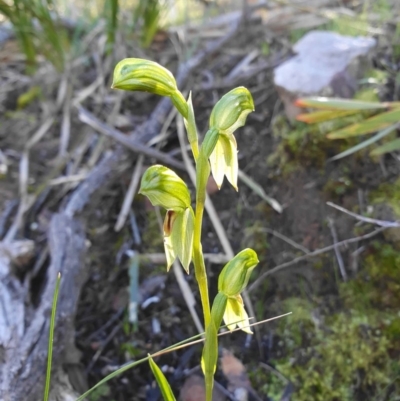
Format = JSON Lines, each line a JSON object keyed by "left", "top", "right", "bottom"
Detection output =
{"left": 327, "top": 202, "right": 400, "bottom": 228}
{"left": 248, "top": 227, "right": 386, "bottom": 292}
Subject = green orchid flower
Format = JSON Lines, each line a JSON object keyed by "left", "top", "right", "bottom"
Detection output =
{"left": 202, "top": 248, "right": 259, "bottom": 401}
{"left": 209, "top": 87, "right": 254, "bottom": 190}
{"left": 112, "top": 58, "right": 188, "bottom": 118}
{"left": 139, "top": 165, "right": 194, "bottom": 272}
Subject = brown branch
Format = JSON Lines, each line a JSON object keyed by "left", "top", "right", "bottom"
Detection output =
{"left": 77, "top": 106, "right": 185, "bottom": 171}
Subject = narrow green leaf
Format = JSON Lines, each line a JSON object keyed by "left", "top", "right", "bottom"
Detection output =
{"left": 75, "top": 314, "right": 291, "bottom": 401}
{"left": 43, "top": 272, "right": 61, "bottom": 401}
{"left": 370, "top": 138, "right": 400, "bottom": 157}
{"left": 295, "top": 97, "right": 391, "bottom": 111}
{"left": 148, "top": 356, "right": 176, "bottom": 401}
{"left": 327, "top": 109, "right": 400, "bottom": 139}
{"left": 296, "top": 109, "right": 358, "bottom": 124}
{"left": 329, "top": 123, "right": 400, "bottom": 161}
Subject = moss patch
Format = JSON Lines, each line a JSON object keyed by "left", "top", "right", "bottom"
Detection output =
{"left": 253, "top": 241, "right": 400, "bottom": 401}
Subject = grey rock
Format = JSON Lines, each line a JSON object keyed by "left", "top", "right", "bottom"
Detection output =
{"left": 273, "top": 31, "right": 376, "bottom": 119}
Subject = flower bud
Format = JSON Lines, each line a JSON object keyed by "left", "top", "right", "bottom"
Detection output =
{"left": 112, "top": 58, "right": 176, "bottom": 96}
{"left": 218, "top": 248, "right": 259, "bottom": 297}
{"left": 209, "top": 87, "right": 254, "bottom": 135}
{"left": 112, "top": 58, "right": 188, "bottom": 118}
{"left": 139, "top": 165, "right": 191, "bottom": 211}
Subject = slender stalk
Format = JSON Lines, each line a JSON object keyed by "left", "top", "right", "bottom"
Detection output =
{"left": 183, "top": 109, "right": 213, "bottom": 327}
{"left": 191, "top": 129, "right": 219, "bottom": 328}
{"left": 43, "top": 272, "right": 61, "bottom": 401}
{"left": 193, "top": 202, "right": 211, "bottom": 327}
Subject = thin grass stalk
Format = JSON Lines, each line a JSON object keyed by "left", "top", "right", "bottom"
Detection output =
{"left": 43, "top": 272, "right": 61, "bottom": 401}
{"left": 75, "top": 314, "right": 291, "bottom": 401}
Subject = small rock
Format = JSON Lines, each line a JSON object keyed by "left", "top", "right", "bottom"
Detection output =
{"left": 273, "top": 31, "right": 376, "bottom": 119}
{"left": 180, "top": 375, "right": 226, "bottom": 401}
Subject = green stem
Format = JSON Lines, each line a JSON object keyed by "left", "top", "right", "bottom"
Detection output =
{"left": 203, "top": 292, "right": 228, "bottom": 401}
{"left": 192, "top": 129, "right": 220, "bottom": 328}
{"left": 193, "top": 194, "right": 211, "bottom": 327}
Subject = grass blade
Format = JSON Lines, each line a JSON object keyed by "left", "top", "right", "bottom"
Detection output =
{"left": 43, "top": 272, "right": 61, "bottom": 401}
{"left": 329, "top": 123, "right": 400, "bottom": 161}
{"left": 75, "top": 313, "right": 291, "bottom": 401}
{"left": 370, "top": 137, "right": 400, "bottom": 157}
{"left": 296, "top": 109, "right": 359, "bottom": 123}
{"left": 148, "top": 356, "right": 177, "bottom": 401}
{"left": 327, "top": 109, "right": 400, "bottom": 139}
{"left": 105, "top": 0, "right": 119, "bottom": 51}
{"left": 295, "top": 97, "right": 391, "bottom": 111}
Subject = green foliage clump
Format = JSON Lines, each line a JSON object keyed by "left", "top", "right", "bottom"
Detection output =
{"left": 371, "top": 177, "right": 400, "bottom": 218}
{"left": 254, "top": 240, "right": 400, "bottom": 401}
{"left": 267, "top": 116, "right": 337, "bottom": 175}
{"left": 0, "top": 0, "right": 69, "bottom": 72}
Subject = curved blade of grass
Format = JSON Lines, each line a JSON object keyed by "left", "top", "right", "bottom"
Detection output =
{"left": 43, "top": 272, "right": 61, "bottom": 401}
{"left": 329, "top": 123, "right": 400, "bottom": 161}
{"left": 296, "top": 109, "right": 359, "bottom": 123}
{"left": 74, "top": 334, "right": 202, "bottom": 401}
{"left": 327, "top": 109, "right": 400, "bottom": 139}
{"left": 295, "top": 97, "right": 391, "bottom": 111}
{"left": 75, "top": 313, "right": 291, "bottom": 401}
{"left": 148, "top": 356, "right": 176, "bottom": 401}
{"left": 370, "top": 137, "right": 400, "bottom": 157}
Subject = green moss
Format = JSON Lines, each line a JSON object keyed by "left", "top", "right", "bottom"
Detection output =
{"left": 370, "top": 178, "right": 400, "bottom": 217}
{"left": 268, "top": 116, "right": 334, "bottom": 175}
{"left": 254, "top": 241, "right": 400, "bottom": 401}
{"left": 323, "top": 176, "right": 353, "bottom": 199}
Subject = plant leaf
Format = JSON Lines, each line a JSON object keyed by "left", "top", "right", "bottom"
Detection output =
{"left": 329, "top": 123, "right": 400, "bottom": 161}
{"left": 295, "top": 97, "right": 391, "bottom": 110}
{"left": 296, "top": 109, "right": 359, "bottom": 123}
{"left": 148, "top": 356, "right": 177, "bottom": 401}
{"left": 43, "top": 272, "right": 61, "bottom": 401}
{"left": 327, "top": 109, "right": 400, "bottom": 139}
{"left": 370, "top": 138, "right": 400, "bottom": 157}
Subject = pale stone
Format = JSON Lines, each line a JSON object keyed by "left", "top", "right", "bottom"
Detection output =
{"left": 274, "top": 31, "right": 376, "bottom": 119}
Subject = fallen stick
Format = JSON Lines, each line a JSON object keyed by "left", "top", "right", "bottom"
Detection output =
{"left": 248, "top": 227, "right": 386, "bottom": 292}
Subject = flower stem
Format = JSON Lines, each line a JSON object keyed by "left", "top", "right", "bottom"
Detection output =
{"left": 192, "top": 129, "right": 220, "bottom": 328}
